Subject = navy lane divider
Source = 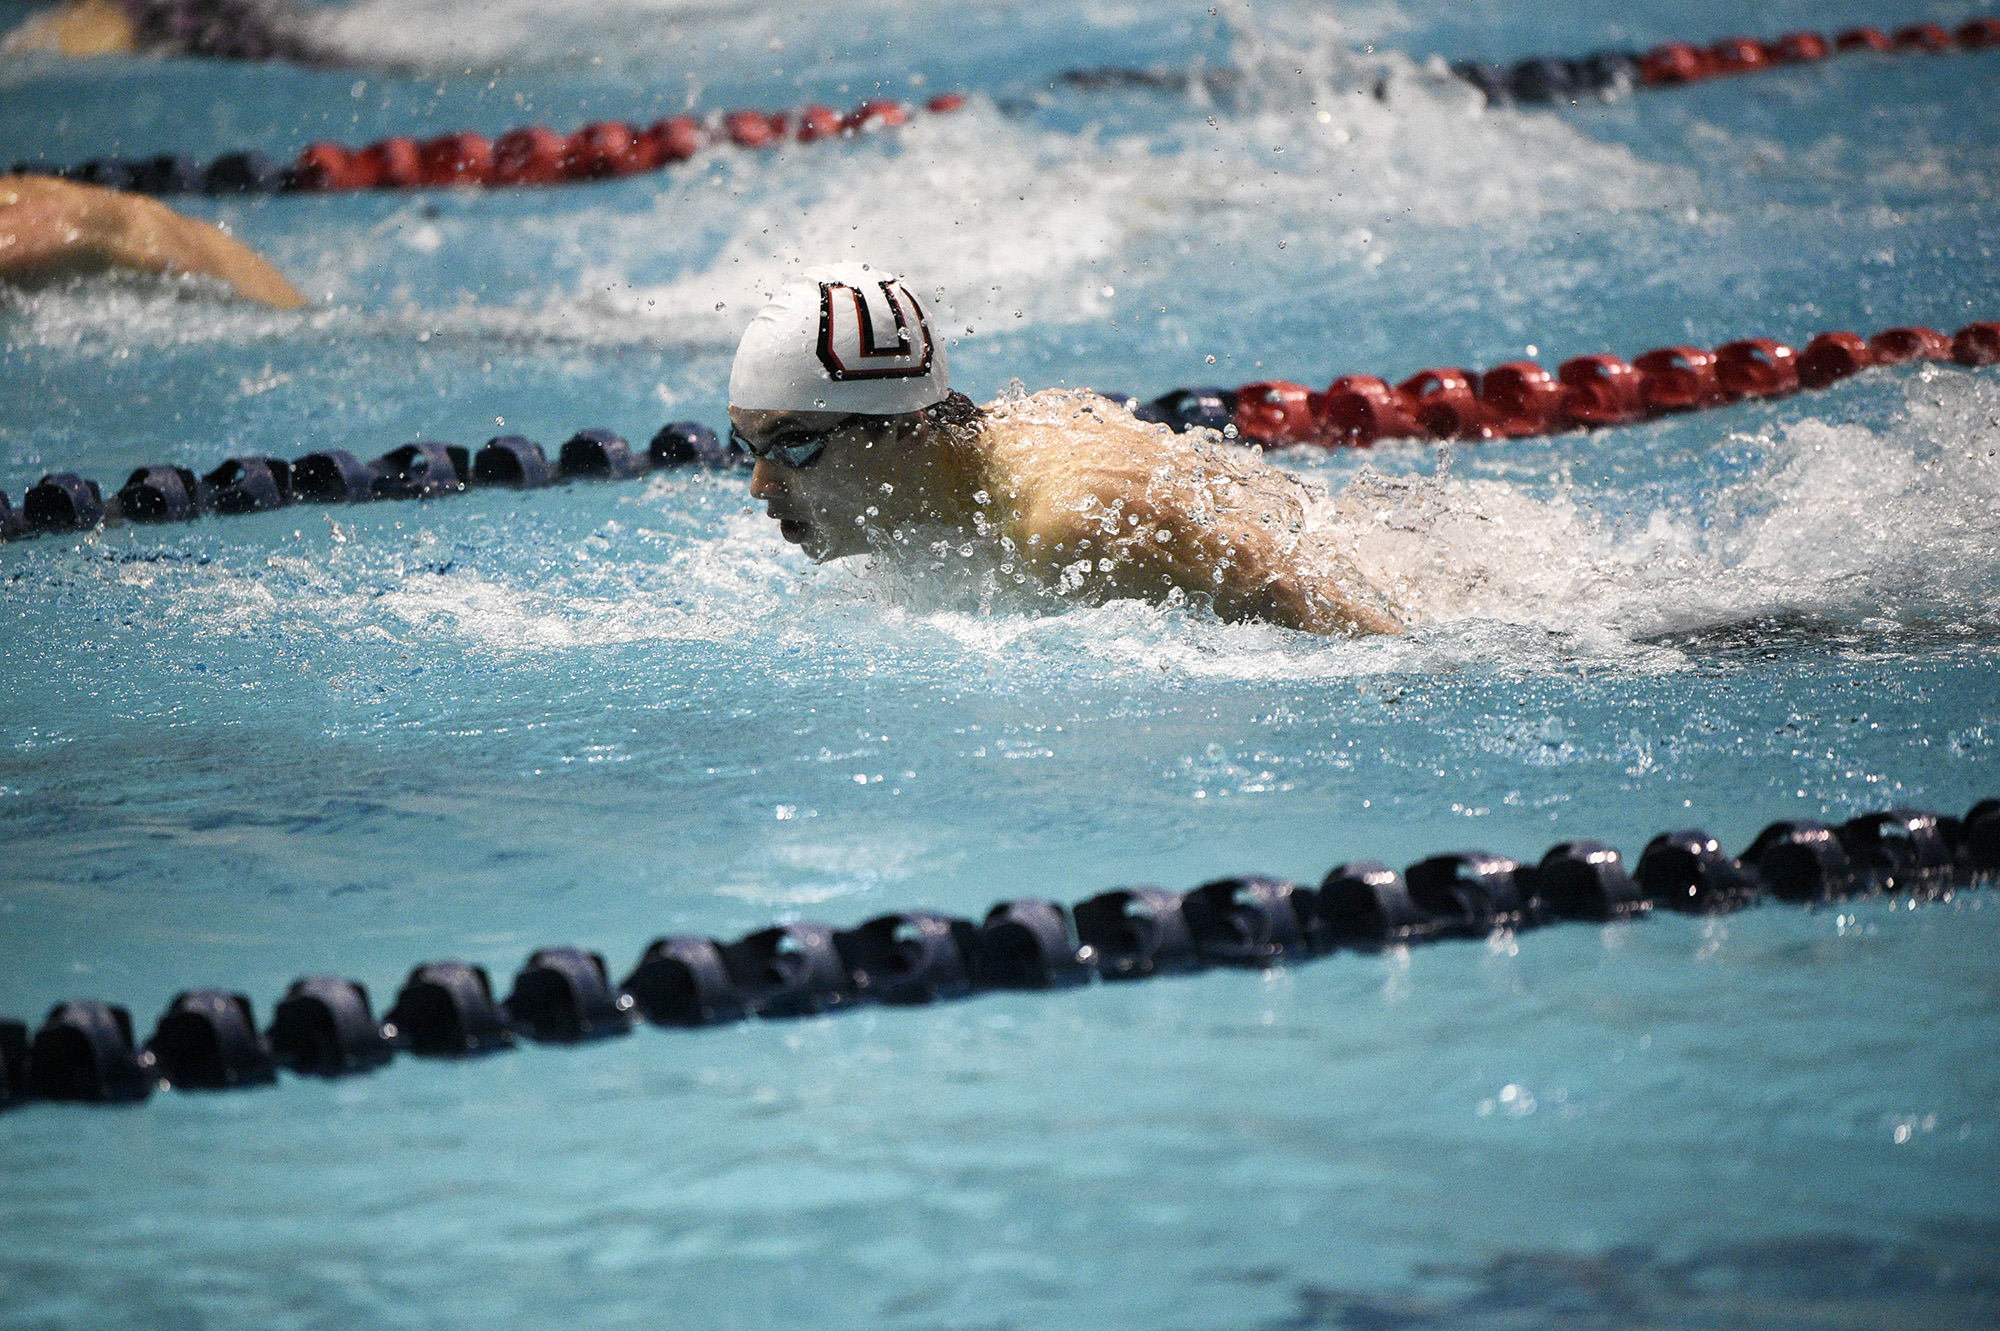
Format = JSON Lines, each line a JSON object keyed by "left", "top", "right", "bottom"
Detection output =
{"left": 4, "top": 421, "right": 737, "bottom": 544}
{"left": 1, "top": 798, "right": 1995, "bottom": 1109}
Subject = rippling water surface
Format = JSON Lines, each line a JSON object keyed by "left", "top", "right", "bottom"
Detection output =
{"left": 2, "top": 1, "right": 1997, "bottom": 1327}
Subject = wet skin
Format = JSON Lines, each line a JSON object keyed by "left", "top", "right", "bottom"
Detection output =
{"left": 0, "top": 176, "right": 306, "bottom": 307}
{"left": 733, "top": 407, "right": 979, "bottom": 563}
{"left": 1, "top": 0, "right": 137, "bottom": 57}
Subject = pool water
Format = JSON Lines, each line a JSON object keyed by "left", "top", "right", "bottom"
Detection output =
{"left": 2, "top": 1, "right": 1998, "bottom": 1327}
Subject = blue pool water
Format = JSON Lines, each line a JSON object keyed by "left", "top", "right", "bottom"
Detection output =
{"left": 3, "top": 1, "right": 1999, "bottom": 1326}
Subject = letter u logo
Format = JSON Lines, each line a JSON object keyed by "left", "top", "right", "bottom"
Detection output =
{"left": 816, "top": 279, "right": 935, "bottom": 381}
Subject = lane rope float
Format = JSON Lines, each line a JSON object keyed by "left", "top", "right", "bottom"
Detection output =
{"left": 1136, "top": 318, "right": 2000, "bottom": 448}
{"left": 0, "top": 421, "right": 738, "bottom": 544}
{"left": 6, "top": 95, "right": 967, "bottom": 199}
{"left": 0, "top": 797, "right": 1994, "bottom": 1107}
{"left": 5, "top": 316, "right": 1997, "bottom": 545}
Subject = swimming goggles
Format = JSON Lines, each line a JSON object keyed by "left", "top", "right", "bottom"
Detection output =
{"left": 728, "top": 414, "right": 862, "bottom": 470}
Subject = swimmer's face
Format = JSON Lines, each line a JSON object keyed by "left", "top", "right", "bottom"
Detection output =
{"left": 734, "top": 407, "right": 928, "bottom": 561}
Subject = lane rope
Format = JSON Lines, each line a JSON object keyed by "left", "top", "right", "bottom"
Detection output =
{"left": 14, "top": 16, "right": 1996, "bottom": 196}
{"left": 5, "top": 317, "right": 1997, "bottom": 544}
{"left": 0, "top": 422, "right": 738, "bottom": 543}
{"left": 1153, "top": 319, "right": 2000, "bottom": 448}
{"left": 2, "top": 797, "right": 1994, "bottom": 1105}
{"left": 1061, "top": 18, "right": 2000, "bottom": 108}
{"left": 6, "top": 96, "right": 967, "bottom": 198}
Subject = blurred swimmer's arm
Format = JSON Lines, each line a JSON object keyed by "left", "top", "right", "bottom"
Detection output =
{"left": 0, "top": 176, "right": 306, "bottom": 307}
{"left": 1, "top": 1, "right": 137, "bottom": 56}
{"left": 1016, "top": 484, "right": 1401, "bottom": 636}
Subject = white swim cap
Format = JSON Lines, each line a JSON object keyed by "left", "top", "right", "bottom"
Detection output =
{"left": 729, "top": 263, "right": 949, "bottom": 415}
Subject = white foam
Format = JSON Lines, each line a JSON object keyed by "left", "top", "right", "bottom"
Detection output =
{"left": 309, "top": 0, "right": 792, "bottom": 70}
{"left": 1321, "top": 365, "right": 2000, "bottom": 649}
{"left": 594, "top": 48, "right": 1682, "bottom": 349}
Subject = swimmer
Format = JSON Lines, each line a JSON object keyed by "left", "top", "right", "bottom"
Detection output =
{"left": 0, "top": 174, "right": 305, "bottom": 307}
{"left": 729, "top": 264, "right": 1402, "bottom": 636}
{"left": 2, "top": 0, "right": 326, "bottom": 63}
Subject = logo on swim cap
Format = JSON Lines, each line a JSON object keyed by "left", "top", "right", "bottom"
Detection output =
{"left": 730, "top": 263, "right": 949, "bottom": 415}
{"left": 817, "top": 278, "right": 934, "bottom": 381}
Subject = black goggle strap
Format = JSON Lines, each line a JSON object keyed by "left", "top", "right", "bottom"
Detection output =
{"left": 729, "top": 416, "right": 859, "bottom": 468}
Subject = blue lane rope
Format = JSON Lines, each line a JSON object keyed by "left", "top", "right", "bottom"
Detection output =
{"left": 0, "top": 423, "right": 739, "bottom": 544}
{"left": 2, "top": 800, "right": 1995, "bottom": 1107}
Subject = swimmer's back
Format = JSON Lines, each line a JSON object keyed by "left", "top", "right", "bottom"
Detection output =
{"left": 977, "top": 389, "right": 1402, "bottom": 635}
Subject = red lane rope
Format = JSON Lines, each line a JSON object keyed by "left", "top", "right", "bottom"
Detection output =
{"left": 291, "top": 95, "right": 966, "bottom": 192}
{"left": 1226, "top": 320, "right": 2000, "bottom": 448}
{"left": 1636, "top": 19, "right": 2000, "bottom": 89}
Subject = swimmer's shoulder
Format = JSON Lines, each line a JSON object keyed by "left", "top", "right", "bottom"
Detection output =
{"left": 971, "top": 389, "right": 1178, "bottom": 547}
{"left": 1, "top": 175, "right": 306, "bottom": 307}
{"left": 968, "top": 391, "right": 1232, "bottom": 579}
{"left": 974, "top": 387, "right": 1197, "bottom": 496}
{"left": 972, "top": 388, "right": 1401, "bottom": 636}
{"left": 2, "top": 0, "right": 137, "bottom": 56}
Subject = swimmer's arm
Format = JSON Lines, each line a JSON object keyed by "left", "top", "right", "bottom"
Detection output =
{"left": 1018, "top": 496, "right": 1400, "bottom": 637}
{"left": 1, "top": 1, "right": 137, "bottom": 56}
{"left": 0, "top": 175, "right": 306, "bottom": 307}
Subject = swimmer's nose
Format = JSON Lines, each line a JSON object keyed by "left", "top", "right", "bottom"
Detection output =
{"left": 749, "top": 459, "right": 784, "bottom": 500}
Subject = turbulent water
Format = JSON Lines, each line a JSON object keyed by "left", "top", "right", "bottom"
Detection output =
{"left": 1, "top": 1, "right": 1997, "bottom": 1328}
